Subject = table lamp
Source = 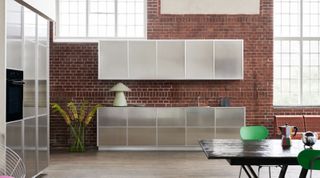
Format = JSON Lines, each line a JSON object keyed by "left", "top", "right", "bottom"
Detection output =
{"left": 109, "top": 83, "right": 131, "bottom": 107}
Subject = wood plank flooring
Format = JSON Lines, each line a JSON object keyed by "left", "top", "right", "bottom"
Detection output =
{"left": 40, "top": 151, "right": 320, "bottom": 178}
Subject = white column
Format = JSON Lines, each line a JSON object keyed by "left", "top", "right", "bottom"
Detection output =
{"left": 0, "top": 0, "right": 6, "bottom": 145}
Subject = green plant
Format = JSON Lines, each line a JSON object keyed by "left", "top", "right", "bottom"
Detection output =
{"left": 51, "top": 101, "right": 101, "bottom": 152}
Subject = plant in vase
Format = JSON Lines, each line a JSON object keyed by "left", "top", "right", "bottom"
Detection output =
{"left": 51, "top": 101, "right": 101, "bottom": 152}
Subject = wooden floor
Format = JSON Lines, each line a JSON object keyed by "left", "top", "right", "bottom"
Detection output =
{"left": 41, "top": 151, "right": 320, "bottom": 178}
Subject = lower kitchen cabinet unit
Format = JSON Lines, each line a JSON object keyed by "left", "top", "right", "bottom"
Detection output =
{"left": 98, "top": 107, "right": 245, "bottom": 150}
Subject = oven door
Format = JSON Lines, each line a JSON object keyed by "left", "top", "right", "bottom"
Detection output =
{"left": 6, "top": 80, "right": 24, "bottom": 122}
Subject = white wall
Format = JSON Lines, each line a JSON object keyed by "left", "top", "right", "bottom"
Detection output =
{"left": 161, "top": 0, "right": 260, "bottom": 15}
{"left": 16, "top": 0, "right": 55, "bottom": 21}
{"left": 0, "top": 0, "right": 6, "bottom": 145}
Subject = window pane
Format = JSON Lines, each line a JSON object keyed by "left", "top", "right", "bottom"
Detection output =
{"left": 58, "top": 0, "right": 87, "bottom": 37}
{"left": 58, "top": 0, "right": 145, "bottom": 38}
{"left": 273, "top": 40, "right": 301, "bottom": 105}
{"left": 303, "top": 0, "right": 320, "bottom": 37}
{"left": 117, "top": 0, "right": 145, "bottom": 38}
{"left": 302, "top": 40, "right": 320, "bottom": 105}
{"left": 274, "top": 0, "right": 301, "bottom": 37}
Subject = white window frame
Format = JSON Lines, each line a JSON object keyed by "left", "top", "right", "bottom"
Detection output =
{"left": 55, "top": 0, "right": 147, "bottom": 42}
{"left": 274, "top": 0, "right": 320, "bottom": 107}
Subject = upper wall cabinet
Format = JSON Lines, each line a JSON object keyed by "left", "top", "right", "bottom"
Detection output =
{"left": 99, "top": 40, "right": 243, "bottom": 80}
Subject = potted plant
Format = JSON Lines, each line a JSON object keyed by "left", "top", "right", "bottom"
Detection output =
{"left": 51, "top": 101, "right": 101, "bottom": 152}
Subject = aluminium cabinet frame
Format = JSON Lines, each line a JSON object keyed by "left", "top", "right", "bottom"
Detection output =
{"left": 98, "top": 39, "right": 244, "bottom": 80}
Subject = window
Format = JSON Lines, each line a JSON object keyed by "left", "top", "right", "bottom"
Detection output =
{"left": 274, "top": 0, "right": 320, "bottom": 106}
{"left": 56, "top": 0, "right": 145, "bottom": 39}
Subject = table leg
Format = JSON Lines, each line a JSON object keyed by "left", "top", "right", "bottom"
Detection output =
{"left": 246, "top": 165, "right": 258, "bottom": 178}
{"left": 241, "top": 165, "right": 258, "bottom": 178}
{"left": 242, "top": 165, "right": 252, "bottom": 178}
{"left": 299, "top": 168, "right": 308, "bottom": 178}
{"left": 278, "top": 165, "right": 288, "bottom": 178}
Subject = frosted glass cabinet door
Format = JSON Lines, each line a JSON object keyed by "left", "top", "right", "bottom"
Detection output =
{"left": 37, "top": 16, "right": 48, "bottom": 46}
{"left": 129, "top": 41, "right": 156, "bottom": 79}
{"left": 38, "top": 45, "right": 48, "bottom": 80}
{"left": 6, "top": 0, "right": 22, "bottom": 38}
{"left": 215, "top": 41, "right": 243, "bottom": 79}
{"left": 6, "top": 121, "right": 23, "bottom": 157}
{"left": 24, "top": 8, "right": 36, "bottom": 41}
{"left": 157, "top": 41, "right": 185, "bottom": 79}
{"left": 24, "top": 118, "right": 37, "bottom": 178}
{"left": 6, "top": 40, "right": 23, "bottom": 70}
{"left": 38, "top": 116, "right": 49, "bottom": 171}
{"left": 99, "top": 41, "right": 128, "bottom": 79}
{"left": 186, "top": 41, "right": 214, "bottom": 79}
{"left": 215, "top": 108, "right": 245, "bottom": 139}
{"left": 24, "top": 40, "right": 36, "bottom": 80}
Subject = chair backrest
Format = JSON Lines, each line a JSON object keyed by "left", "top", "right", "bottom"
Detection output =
{"left": 298, "top": 149, "right": 320, "bottom": 170}
{"left": 274, "top": 115, "right": 305, "bottom": 138}
{"left": 304, "top": 115, "right": 320, "bottom": 132}
{"left": 240, "top": 126, "right": 269, "bottom": 141}
{"left": 0, "top": 145, "right": 26, "bottom": 178}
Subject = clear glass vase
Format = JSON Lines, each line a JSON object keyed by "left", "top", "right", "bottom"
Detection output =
{"left": 69, "top": 124, "right": 85, "bottom": 152}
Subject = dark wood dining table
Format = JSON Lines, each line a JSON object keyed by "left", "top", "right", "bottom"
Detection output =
{"left": 199, "top": 139, "right": 320, "bottom": 178}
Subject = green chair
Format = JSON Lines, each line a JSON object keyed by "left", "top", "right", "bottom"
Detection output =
{"left": 239, "top": 126, "right": 270, "bottom": 178}
{"left": 298, "top": 149, "right": 320, "bottom": 178}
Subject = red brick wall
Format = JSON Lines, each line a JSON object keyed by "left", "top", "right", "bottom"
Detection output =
{"left": 50, "top": 0, "right": 320, "bottom": 149}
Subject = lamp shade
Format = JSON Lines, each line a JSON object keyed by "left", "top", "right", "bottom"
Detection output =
{"left": 109, "top": 83, "right": 131, "bottom": 107}
{"left": 109, "top": 83, "right": 131, "bottom": 92}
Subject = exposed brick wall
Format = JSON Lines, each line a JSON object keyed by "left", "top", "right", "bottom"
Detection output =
{"left": 50, "top": 0, "right": 320, "bottom": 149}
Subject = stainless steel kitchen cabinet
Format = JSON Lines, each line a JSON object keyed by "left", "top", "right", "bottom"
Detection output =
{"left": 6, "top": 2, "right": 50, "bottom": 177}
{"left": 99, "top": 40, "right": 243, "bottom": 80}
{"left": 98, "top": 107, "right": 245, "bottom": 150}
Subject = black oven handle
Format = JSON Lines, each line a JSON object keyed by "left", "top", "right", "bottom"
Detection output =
{"left": 7, "top": 80, "right": 25, "bottom": 86}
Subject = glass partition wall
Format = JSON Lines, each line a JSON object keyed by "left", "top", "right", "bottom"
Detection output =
{"left": 5, "top": 0, "right": 49, "bottom": 177}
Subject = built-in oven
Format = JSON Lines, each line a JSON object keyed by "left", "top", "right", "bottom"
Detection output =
{"left": 6, "top": 69, "right": 24, "bottom": 122}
